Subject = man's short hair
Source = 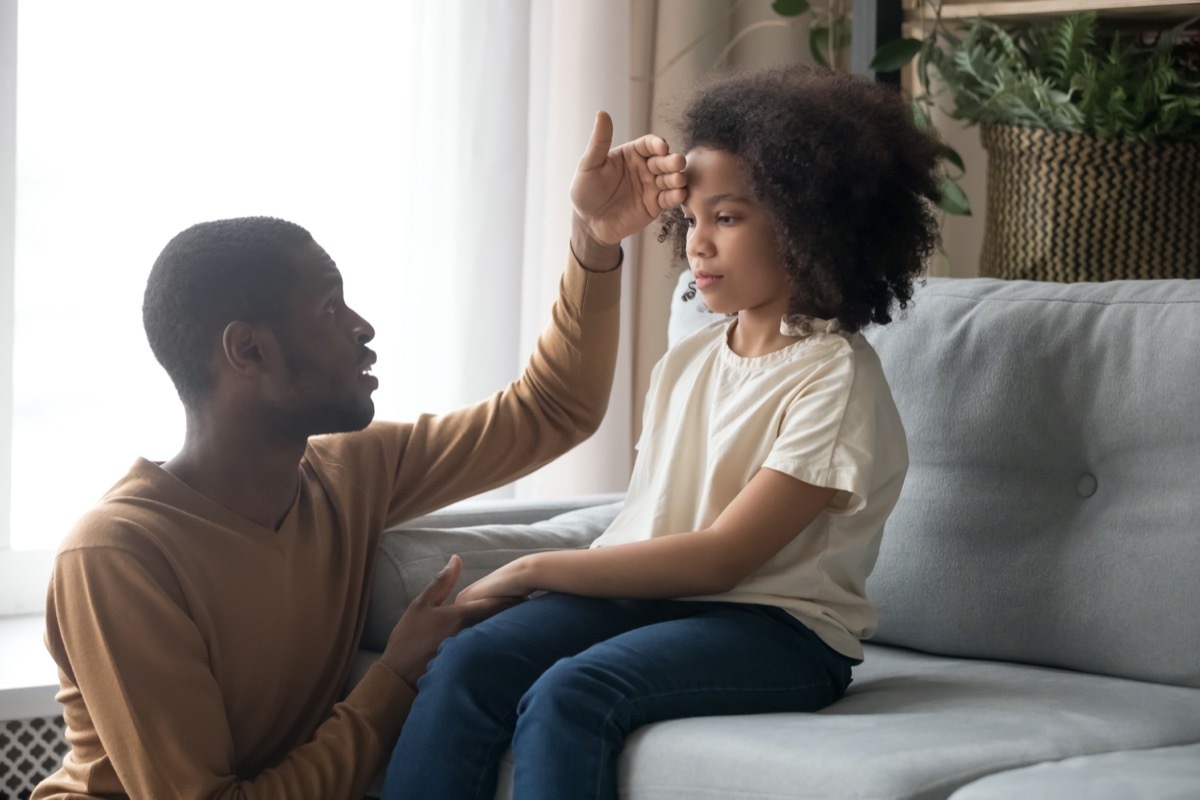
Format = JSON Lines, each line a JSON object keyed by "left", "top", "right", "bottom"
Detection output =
{"left": 143, "top": 216, "right": 314, "bottom": 406}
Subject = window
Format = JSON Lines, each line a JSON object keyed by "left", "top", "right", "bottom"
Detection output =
{"left": 11, "top": 0, "right": 455, "bottom": 553}
{"left": 0, "top": 0, "right": 589, "bottom": 613}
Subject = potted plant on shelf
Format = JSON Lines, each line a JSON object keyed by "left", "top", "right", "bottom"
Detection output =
{"left": 884, "top": 9, "right": 1200, "bottom": 281}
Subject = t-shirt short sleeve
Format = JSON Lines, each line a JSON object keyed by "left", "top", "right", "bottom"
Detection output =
{"left": 762, "top": 342, "right": 876, "bottom": 515}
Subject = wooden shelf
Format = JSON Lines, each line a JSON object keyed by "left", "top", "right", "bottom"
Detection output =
{"left": 909, "top": 0, "right": 1200, "bottom": 22}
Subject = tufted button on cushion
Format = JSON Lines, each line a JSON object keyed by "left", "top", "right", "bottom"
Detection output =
{"left": 1077, "top": 473, "right": 1098, "bottom": 498}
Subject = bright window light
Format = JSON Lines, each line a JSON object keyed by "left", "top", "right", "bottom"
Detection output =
{"left": 12, "top": 1, "right": 476, "bottom": 549}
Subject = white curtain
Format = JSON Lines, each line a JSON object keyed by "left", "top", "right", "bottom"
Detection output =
{"left": 382, "top": 0, "right": 634, "bottom": 500}
{"left": 517, "top": 0, "right": 633, "bottom": 498}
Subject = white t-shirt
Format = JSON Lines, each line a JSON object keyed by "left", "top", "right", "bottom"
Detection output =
{"left": 591, "top": 318, "right": 908, "bottom": 659}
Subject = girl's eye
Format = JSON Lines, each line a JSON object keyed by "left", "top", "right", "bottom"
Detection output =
{"left": 717, "top": 215, "right": 738, "bottom": 225}
{"left": 682, "top": 217, "right": 696, "bottom": 228}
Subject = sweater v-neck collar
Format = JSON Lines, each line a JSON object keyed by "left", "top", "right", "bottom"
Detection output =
{"left": 130, "top": 457, "right": 305, "bottom": 539}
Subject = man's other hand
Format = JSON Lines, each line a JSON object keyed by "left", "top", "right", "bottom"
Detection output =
{"left": 380, "top": 555, "right": 516, "bottom": 687}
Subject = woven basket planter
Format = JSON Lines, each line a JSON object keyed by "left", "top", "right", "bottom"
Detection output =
{"left": 979, "top": 123, "right": 1200, "bottom": 281}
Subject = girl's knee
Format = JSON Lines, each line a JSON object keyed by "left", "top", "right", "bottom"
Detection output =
{"left": 419, "top": 627, "right": 495, "bottom": 688}
{"left": 519, "top": 656, "right": 629, "bottom": 723}
{"left": 530, "top": 656, "right": 596, "bottom": 693}
{"left": 512, "top": 657, "right": 636, "bottom": 768}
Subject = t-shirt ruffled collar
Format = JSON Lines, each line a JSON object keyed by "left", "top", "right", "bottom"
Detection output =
{"left": 717, "top": 314, "right": 851, "bottom": 371}
{"left": 780, "top": 313, "right": 842, "bottom": 337}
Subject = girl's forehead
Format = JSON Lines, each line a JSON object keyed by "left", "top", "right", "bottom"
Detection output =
{"left": 684, "top": 148, "right": 751, "bottom": 194}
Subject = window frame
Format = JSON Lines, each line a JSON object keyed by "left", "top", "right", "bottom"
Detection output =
{"left": 0, "top": 1, "right": 55, "bottom": 617}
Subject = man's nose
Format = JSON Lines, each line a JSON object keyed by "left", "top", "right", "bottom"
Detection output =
{"left": 351, "top": 309, "right": 375, "bottom": 344}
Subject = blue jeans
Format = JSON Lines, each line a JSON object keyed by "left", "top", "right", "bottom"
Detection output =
{"left": 381, "top": 593, "right": 854, "bottom": 800}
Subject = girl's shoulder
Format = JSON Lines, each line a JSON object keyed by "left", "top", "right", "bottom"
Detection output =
{"left": 660, "top": 317, "right": 730, "bottom": 362}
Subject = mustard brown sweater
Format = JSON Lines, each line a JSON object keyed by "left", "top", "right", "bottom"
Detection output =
{"left": 31, "top": 253, "right": 620, "bottom": 800}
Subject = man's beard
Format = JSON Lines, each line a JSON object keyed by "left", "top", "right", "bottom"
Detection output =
{"left": 275, "top": 396, "right": 375, "bottom": 441}
{"left": 273, "top": 336, "right": 376, "bottom": 440}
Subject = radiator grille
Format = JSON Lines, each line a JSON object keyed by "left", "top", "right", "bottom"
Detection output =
{"left": 1, "top": 716, "right": 67, "bottom": 800}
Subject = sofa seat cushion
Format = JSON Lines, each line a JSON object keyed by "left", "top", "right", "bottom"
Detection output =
{"left": 486, "top": 643, "right": 1200, "bottom": 800}
{"left": 948, "top": 742, "right": 1200, "bottom": 799}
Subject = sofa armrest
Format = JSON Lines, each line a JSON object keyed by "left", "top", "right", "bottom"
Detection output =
{"left": 391, "top": 492, "right": 625, "bottom": 531}
{"left": 361, "top": 495, "right": 625, "bottom": 651}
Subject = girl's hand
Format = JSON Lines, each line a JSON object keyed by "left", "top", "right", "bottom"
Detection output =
{"left": 570, "top": 111, "right": 687, "bottom": 248}
{"left": 455, "top": 557, "right": 534, "bottom": 605}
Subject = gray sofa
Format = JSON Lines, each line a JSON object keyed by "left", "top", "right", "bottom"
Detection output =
{"left": 358, "top": 275, "right": 1200, "bottom": 798}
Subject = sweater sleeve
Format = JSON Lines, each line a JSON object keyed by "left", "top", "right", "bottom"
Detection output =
{"left": 310, "top": 248, "right": 623, "bottom": 526}
{"left": 45, "top": 545, "right": 415, "bottom": 800}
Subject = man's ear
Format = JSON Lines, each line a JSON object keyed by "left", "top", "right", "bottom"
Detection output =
{"left": 221, "top": 321, "right": 273, "bottom": 377}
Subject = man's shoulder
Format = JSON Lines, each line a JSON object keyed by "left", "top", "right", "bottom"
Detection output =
{"left": 57, "top": 459, "right": 186, "bottom": 556}
{"left": 59, "top": 500, "right": 161, "bottom": 557}
{"left": 303, "top": 421, "right": 408, "bottom": 491}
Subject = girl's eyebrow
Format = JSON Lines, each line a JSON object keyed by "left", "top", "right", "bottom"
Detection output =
{"left": 681, "top": 193, "right": 751, "bottom": 211}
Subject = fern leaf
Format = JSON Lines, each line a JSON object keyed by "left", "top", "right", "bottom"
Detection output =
{"left": 924, "top": 11, "right": 1199, "bottom": 140}
{"left": 1040, "top": 12, "right": 1095, "bottom": 91}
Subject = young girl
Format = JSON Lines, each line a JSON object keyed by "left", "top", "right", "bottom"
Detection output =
{"left": 382, "top": 64, "right": 942, "bottom": 800}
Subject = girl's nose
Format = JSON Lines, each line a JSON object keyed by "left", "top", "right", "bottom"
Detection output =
{"left": 686, "top": 225, "right": 713, "bottom": 259}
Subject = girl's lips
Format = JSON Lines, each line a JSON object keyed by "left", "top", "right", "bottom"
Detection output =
{"left": 694, "top": 273, "right": 722, "bottom": 291}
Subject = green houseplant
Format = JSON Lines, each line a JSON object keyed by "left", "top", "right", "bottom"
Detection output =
{"left": 909, "top": 11, "right": 1200, "bottom": 142}
{"left": 879, "top": 9, "right": 1200, "bottom": 280}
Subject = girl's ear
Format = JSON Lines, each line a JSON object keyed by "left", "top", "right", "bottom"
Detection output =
{"left": 221, "top": 321, "right": 273, "bottom": 377}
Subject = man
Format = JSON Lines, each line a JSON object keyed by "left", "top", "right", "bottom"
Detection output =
{"left": 31, "top": 112, "right": 686, "bottom": 800}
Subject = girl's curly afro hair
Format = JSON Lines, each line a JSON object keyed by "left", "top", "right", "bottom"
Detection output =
{"left": 660, "top": 65, "right": 943, "bottom": 333}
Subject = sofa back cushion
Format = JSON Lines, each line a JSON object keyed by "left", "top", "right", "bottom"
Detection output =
{"left": 863, "top": 278, "right": 1200, "bottom": 688}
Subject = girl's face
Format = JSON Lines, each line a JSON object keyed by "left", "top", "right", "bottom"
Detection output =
{"left": 680, "top": 148, "right": 790, "bottom": 319}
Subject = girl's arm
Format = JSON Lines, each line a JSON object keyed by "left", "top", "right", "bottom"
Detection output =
{"left": 454, "top": 468, "right": 836, "bottom": 604}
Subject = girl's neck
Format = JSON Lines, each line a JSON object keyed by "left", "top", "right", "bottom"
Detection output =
{"left": 727, "top": 311, "right": 795, "bottom": 359}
